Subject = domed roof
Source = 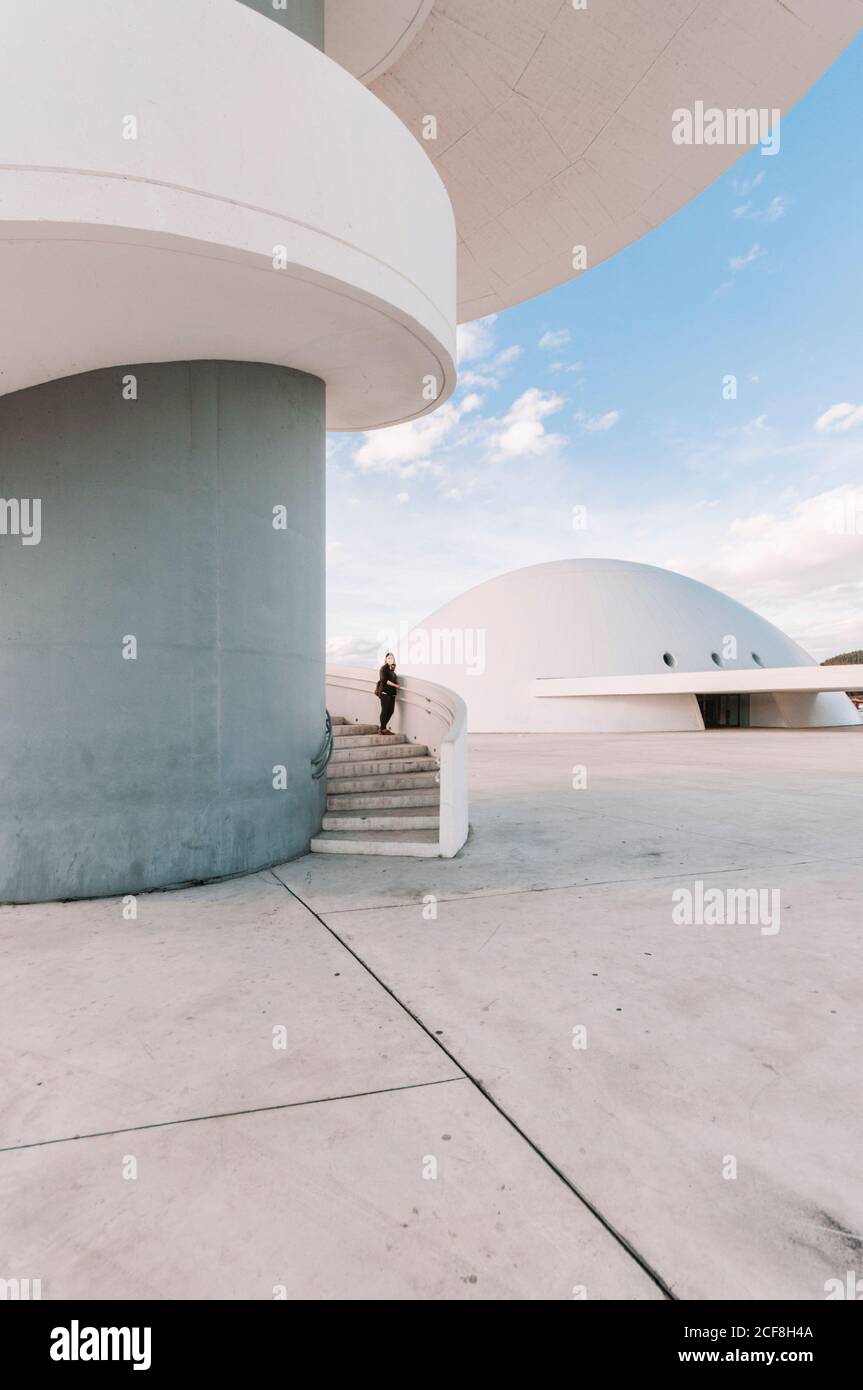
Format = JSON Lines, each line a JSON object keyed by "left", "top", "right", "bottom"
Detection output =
{"left": 405, "top": 558, "right": 812, "bottom": 679}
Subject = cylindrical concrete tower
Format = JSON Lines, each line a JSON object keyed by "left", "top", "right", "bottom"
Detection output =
{"left": 0, "top": 0, "right": 456, "bottom": 900}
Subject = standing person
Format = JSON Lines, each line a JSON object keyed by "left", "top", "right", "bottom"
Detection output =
{"left": 377, "top": 653, "right": 398, "bottom": 733}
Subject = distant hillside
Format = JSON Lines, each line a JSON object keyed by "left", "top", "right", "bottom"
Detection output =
{"left": 822, "top": 651, "right": 863, "bottom": 703}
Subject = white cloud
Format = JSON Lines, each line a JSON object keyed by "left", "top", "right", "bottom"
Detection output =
{"left": 459, "top": 369, "right": 498, "bottom": 388}
{"left": 457, "top": 315, "right": 497, "bottom": 364}
{"left": 494, "top": 344, "right": 523, "bottom": 367}
{"left": 539, "top": 328, "right": 571, "bottom": 350}
{"left": 396, "top": 492, "right": 409, "bottom": 503}
{"left": 460, "top": 343, "right": 522, "bottom": 390}
{"left": 733, "top": 195, "right": 787, "bottom": 223}
{"left": 354, "top": 393, "right": 482, "bottom": 474}
{"left": 712, "top": 487, "right": 863, "bottom": 581}
{"left": 326, "top": 633, "right": 381, "bottom": 664}
{"left": 732, "top": 171, "right": 765, "bottom": 198}
{"left": 730, "top": 243, "right": 766, "bottom": 271}
{"left": 575, "top": 409, "right": 620, "bottom": 432}
{"left": 814, "top": 402, "right": 863, "bottom": 433}
{"left": 764, "top": 196, "right": 787, "bottom": 222}
{"left": 328, "top": 418, "right": 863, "bottom": 669}
{"left": 549, "top": 360, "right": 584, "bottom": 374}
{"left": 490, "top": 388, "right": 565, "bottom": 461}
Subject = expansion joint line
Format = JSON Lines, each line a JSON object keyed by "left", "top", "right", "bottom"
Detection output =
{"left": 268, "top": 869, "right": 677, "bottom": 1301}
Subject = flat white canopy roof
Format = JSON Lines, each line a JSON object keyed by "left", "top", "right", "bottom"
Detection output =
{"left": 533, "top": 667, "right": 863, "bottom": 699}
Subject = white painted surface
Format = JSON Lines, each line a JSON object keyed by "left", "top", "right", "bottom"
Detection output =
{"left": 0, "top": 0, "right": 456, "bottom": 430}
{"left": 401, "top": 559, "right": 863, "bottom": 731}
{"left": 770, "top": 690, "right": 859, "bottom": 729}
{"left": 352, "top": 0, "right": 863, "bottom": 319}
{"left": 529, "top": 692, "right": 706, "bottom": 734}
{"left": 533, "top": 666, "right": 863, "bottom": 697}
{"left": 326, "top": 666, "right": 469, "bottom": 856}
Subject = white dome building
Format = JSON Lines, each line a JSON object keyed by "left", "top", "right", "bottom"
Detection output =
{"left": 399, "top": 560, "right": 862, "bottom": 733}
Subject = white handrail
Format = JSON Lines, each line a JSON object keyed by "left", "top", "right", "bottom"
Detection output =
{"left": 325, "top": 665, "right": 469, "bottom": 857}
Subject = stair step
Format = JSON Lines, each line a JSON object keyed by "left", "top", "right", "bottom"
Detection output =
{"left": 326, "top": 789, "right": 439, "bottom": 810}
{"left": 327, "top": 756, "right": 438, "bottom": 779}
{"left": 332, "top": 733, "right": 411, "bottom": 750}
{"left": 322, "top": 810, "right": 440, "bottom": 831}
{"left": 330, "top": 723, "right": 381, "bottom": 736}
{"left": 310, "top": 829, "right": 441, "bottom": 858}
{"left": 331, "top": 741, "right": 429, "bottom": 763}
{"left": 326, "top": 771, "right": 440, "bottom": 794}
{"left": 331, "top": 716, "right": 349, "bottom": 725}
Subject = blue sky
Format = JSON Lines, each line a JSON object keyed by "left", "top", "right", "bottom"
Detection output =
{"left": 327, "top": 36, "right": 863, "bottom": 666}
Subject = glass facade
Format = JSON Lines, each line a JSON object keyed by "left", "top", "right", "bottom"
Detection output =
{"left": 696, "top": 693, "right": 751, "bottom": 728}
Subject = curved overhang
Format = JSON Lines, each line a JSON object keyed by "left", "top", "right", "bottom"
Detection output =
{"left": 325, "top": 0, "right": 434, "bottom": 84}
{"left": 0, "top": 0, "right": 456, "bottom": 431}
{"left": 328, "top": 0, "right": 863, "bottom": 321}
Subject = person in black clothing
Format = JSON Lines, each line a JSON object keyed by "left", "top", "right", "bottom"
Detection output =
{"left": 378, "top": 653, "right": 398, "bottom": 733}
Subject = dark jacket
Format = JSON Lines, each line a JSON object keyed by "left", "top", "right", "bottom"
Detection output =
{"left": 379, "top": 663, "right": 398, "bottom": 697}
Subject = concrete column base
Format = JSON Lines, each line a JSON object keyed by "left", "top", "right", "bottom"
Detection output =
{"left": 0, "top": 361, "right": 326, "bottom": 903}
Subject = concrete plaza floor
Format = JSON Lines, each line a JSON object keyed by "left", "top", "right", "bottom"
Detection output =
{"left": 2, "top": 729, "right": 861, "bottom": 1300}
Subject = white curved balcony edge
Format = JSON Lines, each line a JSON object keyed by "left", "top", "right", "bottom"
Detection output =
{"left": 326, "top": 665, "right": 469, "bottom": 857}
{"left": 0, "top": 0, "right": 456, "bottom": 431}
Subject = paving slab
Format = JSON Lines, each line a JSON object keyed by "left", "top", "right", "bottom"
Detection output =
{"left": 3, "top": 727, "right": 860, "bottom": 1300}
{"left": 278, "top": 731, "right": 863, "bottom": 914}
{"left": 0, "top": 1082, "right": 661, "bottom": 1301}
{"left": 0, "top": 872, "right": 457, "bottom": 1149}
{"left": 332, "top": 858, "right": 863, "bottom": 1299}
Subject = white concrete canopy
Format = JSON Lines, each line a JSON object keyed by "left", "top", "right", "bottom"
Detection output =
{"left": 0, "top": 0, "right": 456, "bottom": 430}
{"left": 533, "top": 666, "right": 863, "bottom": 698}
{"left": 328, "top": 0, "right": 863, "bottom": 319}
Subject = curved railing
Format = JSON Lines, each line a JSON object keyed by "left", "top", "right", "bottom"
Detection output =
{"left": 325, "top": 665, "right": 469, "bottom": 857}
{"left": 310, "top": 710, "right": 334, "bottom": 780}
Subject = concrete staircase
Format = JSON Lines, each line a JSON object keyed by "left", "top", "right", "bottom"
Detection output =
{"left": 310, "top": 716, "right": 442, "bottom": 856}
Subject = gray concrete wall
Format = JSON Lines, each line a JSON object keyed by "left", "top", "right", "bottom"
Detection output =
{"left": 0, "top": 362, "right": 326, "bottom": 902}
{"left": 236, "top": 0, "right": 324, "bottom": 48}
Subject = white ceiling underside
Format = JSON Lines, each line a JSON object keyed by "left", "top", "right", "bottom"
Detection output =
{"left": 355, "top": 0, "right": 863, "bottom": 321}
